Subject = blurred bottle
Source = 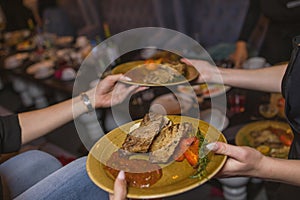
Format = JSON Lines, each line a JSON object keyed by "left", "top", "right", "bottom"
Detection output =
{"left": 0, "top": 5, "right": 6, "bottom": 44}
{"left": 227, "top": 89, "right": 246, "bottom": 115}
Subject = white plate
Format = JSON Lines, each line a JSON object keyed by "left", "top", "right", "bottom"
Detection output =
{"left": 26, "top": 60, "right": 55, "bottom": 75}
{"left": 34, "top": 68, "right": 55, "bottom": 79}
{"left": 4, "top": 53, "right": 29, "bottom": 69}
{"left": 242, "top": 57, "right": 267, "bottom": 69}
{"left": 177, "top": 84, "right": 230, "bottom": 99}
{"left": 61, "top": 68, "right": 76, "bottom": 81}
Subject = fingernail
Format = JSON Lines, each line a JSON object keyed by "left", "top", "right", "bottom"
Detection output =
{"left": 121, "top": 76, "right": 132, "bottom": 81}
{"left": 206, "top": 142, "right": 218, "bottom": 151}
{"left": 117, "top": 170, "right": 125, "bottom": 180}
{"left": 130, "top": 85, "right": 139, "bottom": 89}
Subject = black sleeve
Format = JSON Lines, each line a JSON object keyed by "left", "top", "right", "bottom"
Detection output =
{"left": 0, "top": 115, "right": 22, "bottom": 154}
{"left": 238, "top": 0, "right": 262, "bottom": 42}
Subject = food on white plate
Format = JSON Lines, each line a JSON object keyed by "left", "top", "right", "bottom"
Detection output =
{"left": 4, "top": 53, "right": 29, "bottom": 69}
{"left": 26, "top": 60, "right": 54, "bottom": 75}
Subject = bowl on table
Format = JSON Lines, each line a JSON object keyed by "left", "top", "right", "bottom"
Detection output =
{"left": 259, "top": 104, "right": 278, "bottom": 119}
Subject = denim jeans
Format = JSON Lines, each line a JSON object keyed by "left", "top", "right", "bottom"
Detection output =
{"left": 0, "top": 150, "right": 108, "bottom": 200}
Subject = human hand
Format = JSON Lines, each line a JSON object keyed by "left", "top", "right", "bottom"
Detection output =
{"left": 87, "top": 74, "right": 148, "bottom": 108}
{"left": 181, "top": 58, "right": 223, "bottom": 84}
{"left": 206, "top": 142, "right": 264, "bottom": 177}
{"left": 23, "top": 0, "right": 38, "bottom": 12}
{"left": 109, "top": 171, "right": 128, "bottom": 200}
{"left": 22, "top": 0, "right": 43, "bottom": 27}
{"left": 229, "top": 41, "right": 248, "bottom": 68}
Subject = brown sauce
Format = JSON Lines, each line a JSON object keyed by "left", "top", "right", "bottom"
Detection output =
{"left": 104, "top": 151, "right": 162, "bottom": 188}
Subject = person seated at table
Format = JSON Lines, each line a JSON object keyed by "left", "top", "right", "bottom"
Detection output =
{"left": 229, "top": 0, "right": 300, "bottom": 68}
{"left": 180, "top": 35, "right": 300, "bottom": 198}
{"left": 0, "top": 74, "right": 146, "bottom": 200}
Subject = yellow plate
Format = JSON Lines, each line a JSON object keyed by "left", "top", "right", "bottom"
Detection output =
{"left": 111, "top": 60, "right": 199, "bottom": 86}
{"left": 235, "top": 120, "right": 293, "bottom": 158}
{"left": 86, "top": 115, "right": 227, "bottom": 199}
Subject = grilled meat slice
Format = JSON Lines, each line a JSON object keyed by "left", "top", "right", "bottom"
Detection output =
{"left": 142, "top": 62, "right": 187, "bottom": 84}
{"left": 121, "top": 112, "right": 171, "bottom": 153}
{"left": 149, "top": 122, "right": 194, "bottom": 163}
{"left": 163, "top": 61, "right": 187, "bottom": 76}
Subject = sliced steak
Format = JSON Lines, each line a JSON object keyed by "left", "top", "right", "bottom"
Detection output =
{"left": 121, "top": 112, "right": 171, "bottom": 153}
{"left": 149, "top": 122, "right": 194, "bottom": 163}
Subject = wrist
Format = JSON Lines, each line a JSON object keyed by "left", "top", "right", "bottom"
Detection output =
{"left": 72, "top": 93, "right": 95, "bottom": 117}
{"left": 85, "top": 88, "right": 96, "bottom": 109}
{"left": 72, "top": 96, "right": 89, "bottom": 118}
{"left": 80, "top": 93, "right": 94, "bottom": 113}
{"left": 251, "top": 154, "right": 270, "bottom": 178}
{"left": 236, "top": 41, "right": 247, "bottom": 48}
{"left": 212, "top": 67, "right": 227, "bottom": 84}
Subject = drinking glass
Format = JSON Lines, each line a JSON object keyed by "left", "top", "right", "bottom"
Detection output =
{"left": 227, "top": 91, "right": 246, "bottom": 115}
{"left": 0, "top": 6, "right": 6, "bottom": 44}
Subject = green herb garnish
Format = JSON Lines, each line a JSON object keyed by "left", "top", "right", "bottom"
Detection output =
{"left": 191, "top": 129, "right": 209, "bottom": 179}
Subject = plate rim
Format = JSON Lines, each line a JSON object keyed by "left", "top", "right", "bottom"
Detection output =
{"left": 26, "top": 60, "right": 55, "bottom": 74}
{"left": 111, "top": 60, "right": 199, "bottom": 87}
{"left": 200, "top": 83, "right": 231, "bottom": 98}
{"left": 86, "top": 115, "right": 227, "bottom": 199}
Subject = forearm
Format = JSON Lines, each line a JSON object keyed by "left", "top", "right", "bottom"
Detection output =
{"left": 256, "top": 156, "right": 300, "bottom": 186}
{"left": 219, "top": 64, "right": 287, "bottom": 92}
{"left": 19, "top": 95, "right": 88, "bottom": 144}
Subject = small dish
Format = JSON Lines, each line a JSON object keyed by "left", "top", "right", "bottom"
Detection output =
{"left": 61, "top": 68, "right": 76, "bottom": 81}
{"left": 4, "top": 53, "right": 29, "bottom": 69}
{"left": 242, "top": 57, "right": 266, "bottom": 69}
{"left": 26, "top": 60, "right": 54, "bottom": 75}
{"left": 259, "top": 104, "right": 278, "bottom": 119}
{"left": 34, "top": 68, "right": 55, "bottom": 79}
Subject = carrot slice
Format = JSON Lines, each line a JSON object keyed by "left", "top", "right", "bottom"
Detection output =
{"left": 279, "top": 134, "right": 292, "bottom": 146}
{"left": 184, "top": 149, "right": 198, "bottom": 167}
